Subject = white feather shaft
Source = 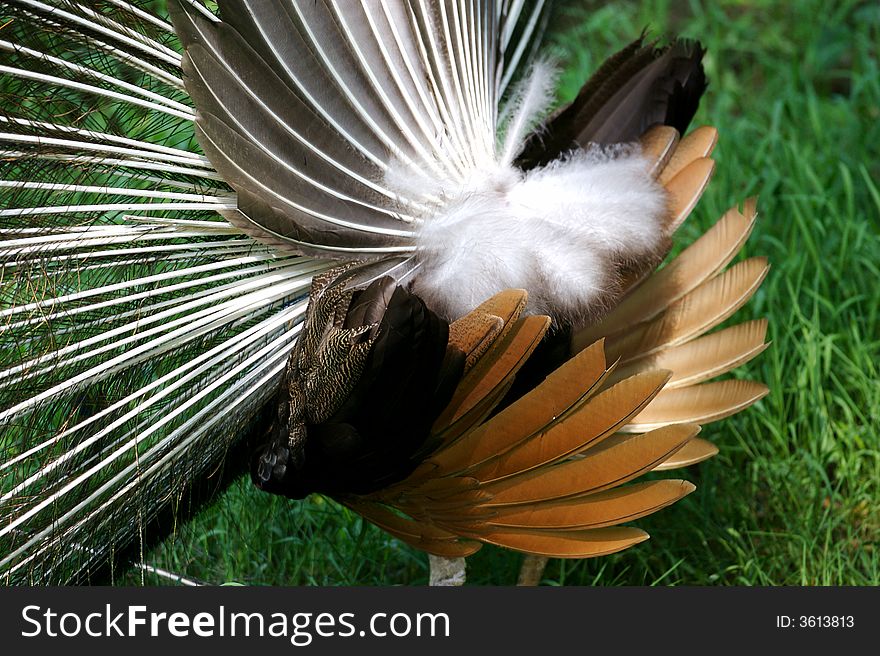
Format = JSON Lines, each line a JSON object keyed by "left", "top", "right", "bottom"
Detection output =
{"left": 0, "top": 65, "right": 192, "bottom": 121}
{"left": 0, "top": 133, "right": 213, "bottom": 168}
{"left": 0, "top": 151, "right": 226, "bottom": 180}
{"left": 15, "top": 0, "right": 182, "bottom": 68}
{"left": 0, "top": 40, "right": 192, "bottom": 114}
{"left": 328, "top": 2, "right": 451, "bottom": 180}
{"left": 105, "top": 0, "right": 176, "bottom": 34}
{"left": 0, "top": 116, "right": 203, "bottom": 161}
{"left": 0, "top": 262, "right": 322, "bottom": 385}
{"left": 71, "top": 2, "right": 182, "bottom": 61}
{"left": 0, "top": 228, "right": 243, "bottom": 253}
{"left": 1, "top": 301, "right": 306, "bottom": 493}
{"left": 499, "top": 0, "right": 547, "bottom": 95}
{"left": 196, "top": 127, "right": 418, "bottom": 237}
{"left": 0, "top": 180, "right": 229, "bottom": 203}
{"left": 378, "top": 2, "right": 472, "bottom": 175}
{"left": 0, "top": 294, "right": 309, "bottom": 480}
{"left": 0, "top": 202, "right": 235, "bottom": 218}
{"left": 5, "top": 348, "right": 292, "bottom": 579}
{"left": 0, "top": 315, "right": 301, "bottom": 553}
{"left": 0, "top": 275, "right": 312, "bottom": 427}
{"left": 364, "top": 2, "right": 467, "bottom": 178}
{"left": 501, "top": 58, "right": 555, "bottom": 163}
{"left": 183, "top": 55, "right": 419, "bottom": 221}
{"left": 223, "top": 5, "right": 389, "bottom": 173}
{"left": 0, "top": 254, "right": 279, "bottom": 318}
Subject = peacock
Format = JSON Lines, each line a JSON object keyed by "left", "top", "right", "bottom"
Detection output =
{"left": 0, "top": 0, "right": 768, "bottom": 586}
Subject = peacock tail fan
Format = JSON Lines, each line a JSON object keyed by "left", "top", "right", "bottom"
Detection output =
{"left": 0, "top": 0, "right": 768, "bottom": 585}
{"left": 0, "top": 0, "right": 561, "bottom": 584}
{"left": 0, "top": 0, "right": 331, "bottom": 584}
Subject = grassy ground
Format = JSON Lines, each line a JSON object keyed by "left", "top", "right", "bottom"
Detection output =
{"left": 132, "top": 0, "right": 880, "bottom": 586}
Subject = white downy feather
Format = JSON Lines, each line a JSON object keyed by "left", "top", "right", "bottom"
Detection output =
{"left": 390, "top": 63, "right": 668, "bottom": 325}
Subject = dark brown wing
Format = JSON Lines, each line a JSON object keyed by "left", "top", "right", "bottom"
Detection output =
{"left": 517, "top": 37, "right": 707, "bottom": 169}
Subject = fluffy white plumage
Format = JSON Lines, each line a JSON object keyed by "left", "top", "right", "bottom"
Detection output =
{"left": 388, "top": 64, "right": 670, "bottom": 325}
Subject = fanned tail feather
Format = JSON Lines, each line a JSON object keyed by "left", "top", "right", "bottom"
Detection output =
{"left": 0, "top": 1, "right": 331, "bottom": 583}
{"left": 0, "top": 0, "right": 769, "bottom": 585}
{"left": 0, "top": 0, "right": 562, "bottom": 583}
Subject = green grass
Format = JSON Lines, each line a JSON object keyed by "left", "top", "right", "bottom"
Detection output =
{"left": 130, "top": 0, "right": 880, "bottom": 586}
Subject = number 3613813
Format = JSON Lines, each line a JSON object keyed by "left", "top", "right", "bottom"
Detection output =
{"left": 776, "top": 616, "right": 854, "bottom": 628}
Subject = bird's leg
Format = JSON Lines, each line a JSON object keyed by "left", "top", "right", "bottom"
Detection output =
{"left": 428, "top": 555, "right": 467, "bottom": 586}
{"left": 517, "top": 555, "right": 549, "bottom": 586}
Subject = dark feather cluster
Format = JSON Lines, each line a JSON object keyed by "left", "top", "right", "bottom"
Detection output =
{"left": 253, "top": 274, "right": 463, "bottom": 499}
{"left": 517, "top": 36, "right": 707, "bottom": 168}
